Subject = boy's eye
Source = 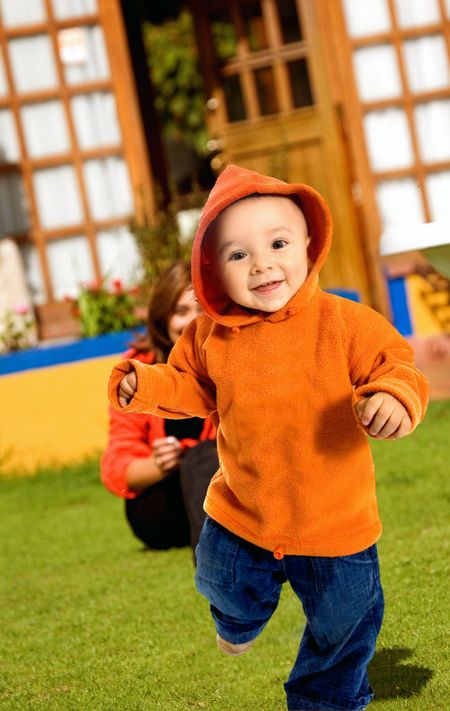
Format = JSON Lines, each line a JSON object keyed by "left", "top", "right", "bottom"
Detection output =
{"left": 229, "top": 251, "right": 247, "bottom": 261}
{"left": 272, "top": 239, "right": 287, "bottom": 250}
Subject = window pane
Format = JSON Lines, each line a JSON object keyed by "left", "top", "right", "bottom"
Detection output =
{"left": 211, "top": 10, "right": 237, "bottom": 62}
{"left": 364, "top": 109, "right": 413, "bottom": 171}
{"left": 415, "top": 101, "right": 450, "bottom": 163}
{"left": 223, "top": 74, "right": 246, "bottom": 122}
{"left": 0, "top": 172, "right": 29, "bottom": 236}
{"left": 377, "top": 178, "right": 425, "bottom": 228}
{"left": 427, "top": 171, "right": 450, "bottom": 222}
{"left": 342, "top": 0, "right": 391, "bottom": 38}
{"left": 21, "top": 101, "right": 70, "bottom": 158}
{"left": 18, "top": 242, "right": 45, "bottom": 304}
{"left": 33, "top": 166, "right": 83, "bottom": 229}
{"left": 59, "top": 26, "right": 109, "bottom": 85}
{"left": 97, "top": 227, "right": 143, "bottom": 287}
{"left": 394, "top": 0, "right": 439, "bottom": 28}
{"left": 243, "top": 1, "right": 268, "bottom": 52}
{"left": 46, "top": 235, "right": 94, "bottom": 300}
{"left": 51, "top": 0, "right": 97, "bottom": 19}
{"left": 0, "top": 109, "right": 20, "bottom": 163}
{"left": 254, "top": 67, "right": 278, "bottom": 115}
{"left": 0, "top": 52, "right": 7, "bottom": 96}
{"left": 288, "top": 59, "right": 313, "bottom": 108}
{"left": 71, "top": 92, "right": 120, "bottom": 149}
{"left": 83, "top": 157, "right": 132, "bottom": 221}
{"left": 404, "top": 36, "right": 449, "bottom": 93}
{"left": 9, "top": 36, "right": 58, "bottom": 93}
{"left": 278, "top": 0, "right": 302, "bottom": 44}
{"left": 0, "top": 0, "right": 46, "bottom": 27}
{"left": 353, "top": 45, "right": 402, "bottom": 101}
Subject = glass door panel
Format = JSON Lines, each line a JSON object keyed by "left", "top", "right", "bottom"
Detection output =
{"left": 71, "top": 92, "right": 120, "bottom": 148}
{"left": 0, "top": 0, "right": 46, "bottom": 27}
{"left": 9, "top": 35, "right": 58, "bottom": 93}
{"left": 51, "top": 0, "right": 98, "bottom": 20}
{"left": 83, "top": 157, "right": 132, "bottom": 220}
{"left": 0, "top": 109, "right": 20, "bottom": 162}
{"left": 403, "top": 36, "right": 449, "bottom": 93}
{"left": 59, "top": 26, "right": 109, "bottom": 85}
{"left": 33, "top": 165, "right": 83, "bottom": 228}
{"left": 21, "top": 101, "right": 70, "bottom": 158}
{"left": 46, "top": 235, "right": 94, "bottom": 299}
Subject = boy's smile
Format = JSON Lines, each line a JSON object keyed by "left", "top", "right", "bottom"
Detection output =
{"left": 212, "top": 195, "right": 311, "bottom": 313}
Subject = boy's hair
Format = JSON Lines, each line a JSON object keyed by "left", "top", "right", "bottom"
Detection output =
{"left": 203, "top": 192, "right": 305, "bottom": 259}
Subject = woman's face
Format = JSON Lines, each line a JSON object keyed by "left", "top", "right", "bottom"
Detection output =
{"left": 167, "top": 287, "right": 202, "bottom": 344}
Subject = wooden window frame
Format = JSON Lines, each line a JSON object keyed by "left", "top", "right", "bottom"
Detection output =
{"left": 0, "top": 0, "right": 154, "bottom": 338}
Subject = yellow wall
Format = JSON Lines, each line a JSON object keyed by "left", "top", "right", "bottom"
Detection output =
{"left": 0, "top": 355, "right": 121, "bottom": 474}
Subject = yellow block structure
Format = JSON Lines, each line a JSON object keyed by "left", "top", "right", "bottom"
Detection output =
{"left": 0, "top": 354, "right": 121, "bottom": 474}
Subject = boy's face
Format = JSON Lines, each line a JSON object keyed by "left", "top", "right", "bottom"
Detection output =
{"left": 211, "top": 196, "right": 311, "bottom": 313}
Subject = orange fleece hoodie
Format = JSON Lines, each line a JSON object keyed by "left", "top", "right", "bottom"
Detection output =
{"left": 108, "top": 165, "right": 429, "bottom": 556}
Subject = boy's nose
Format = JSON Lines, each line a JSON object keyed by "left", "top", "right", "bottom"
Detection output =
{"left": 251, "top": 259, "right": 272, "bottom": 274}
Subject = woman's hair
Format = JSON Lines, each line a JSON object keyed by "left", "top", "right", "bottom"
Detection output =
{"left": 146, "top": 260, "right": 192, "bottom": 363}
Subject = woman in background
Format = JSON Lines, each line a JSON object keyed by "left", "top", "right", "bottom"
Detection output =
{"left": 101, "top": 261, "right": 217, "bottom": 552}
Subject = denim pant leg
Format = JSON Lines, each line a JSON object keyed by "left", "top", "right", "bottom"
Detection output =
{"left": 284, "top": 545, "right": 384, "bottom": 711}
{"left": 195, "top": 517, "right": 284, "bottom": 644}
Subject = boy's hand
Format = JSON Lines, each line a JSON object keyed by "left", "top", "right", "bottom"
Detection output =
{"left": 355, "top": 392, "right": 412, "bottom": 440}
{"left": 118, "top": 371, "right": 137, "bottom": 408}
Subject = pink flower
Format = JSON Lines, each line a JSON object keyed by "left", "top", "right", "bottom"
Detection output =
{"left": 112, "top": 278, "right": 123, "bottom": 293}
{"left": 14, "top": 303, "right": 29, "bottom": 315}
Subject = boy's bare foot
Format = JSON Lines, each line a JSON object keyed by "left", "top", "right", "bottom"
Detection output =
{"left": 216, "top": 633, "right": 255, "bottom": 656}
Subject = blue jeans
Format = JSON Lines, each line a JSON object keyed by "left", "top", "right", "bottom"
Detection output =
{"left": 195, "top": 517, "right": 384, "bottom": 711}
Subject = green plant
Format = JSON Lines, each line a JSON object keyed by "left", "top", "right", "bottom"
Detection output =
{"left": 0, "top": 304, "right": 35, "bottom": 353}
{"left": 143, "top": 10, "right": 209, "bottom": 156}
{"left": 71, "top": 278, "right": 141, "bottom": 338}
{"left": 129, "top": 187, "right": 198, "bottom": 289}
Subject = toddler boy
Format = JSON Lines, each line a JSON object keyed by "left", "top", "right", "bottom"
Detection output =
{"left": 109, "top": 165, "right": 428, "bottom": 711}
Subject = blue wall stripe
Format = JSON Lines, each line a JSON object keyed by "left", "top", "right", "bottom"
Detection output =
{"left": 0, "top": 329, "right": 144, "bottom": 376}
{"left": 387, "top": 277, "right": 413, "bottom": 336}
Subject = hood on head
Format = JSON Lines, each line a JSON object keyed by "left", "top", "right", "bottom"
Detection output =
{"left": 191, "top": 164, "right": 332, "bottom": 327}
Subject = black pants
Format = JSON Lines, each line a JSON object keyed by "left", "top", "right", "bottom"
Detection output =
{"left": 125, "top": 440, "right": 218, "bottom": 552}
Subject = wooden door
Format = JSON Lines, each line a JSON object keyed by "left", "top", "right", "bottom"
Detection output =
{"left": 191, "top": 0, "right": 388, "bottom": 309}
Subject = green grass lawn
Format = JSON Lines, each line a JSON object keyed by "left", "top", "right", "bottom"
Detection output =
{"left": 0, "top": 400, "right": 449, "bottom": 711}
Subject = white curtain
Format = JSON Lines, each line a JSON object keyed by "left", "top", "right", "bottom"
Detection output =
{"left": 63, "top": 26, "right": 109, "bottom": 85}
{"left": 0, "top": 173, "right": 29, "bottom": 236}
{"left": 377, "top": 179, "right": 425, "bottom": 228}
{"left": 342, "top": 0, "right": 390, "bottom": 37}
{"left": 403, "top": 36, "right": 449, "bottom": 93}
{"left": 415, "top": 101, "right": 450, "bottom": 163}
{"left": 8, "top": 35, "right": 58, "bottom": 93}
{"left": 97, "top": 227, "right": 143, "bottom": 288}
{"left": 83, "top": 157, "right": 132, "bottom": 221}
{"left": 427, "top": 172, "right": 450, "bottom": 222}
{"left": 51, "top": 0, "right": 97, "bottom": 19}
{"left": 364, "top": 109, "right": 413, "bottom": 171}
{"left": 0, "top": 109, "right": 20, "bottom": 162}
{"left": 33, "top": 165, "right": 83, "bottom": 229}
{"left": 0, "top": 52, "right": 7, "bottom": 95}
{"left": 394, "top": 0, "right": 439, "bottom": 28}
{"left": 46, "top": 235, "right": 94, "bottom": 300}
{"left": 71, "top": 92, "right": 120, "bottom": 149}
{"left": 0, "top": 0, "right": 46, "bottom": 27}
{"left": 21, "top": 101, "right": 70, "bottom": 158}
{"left": 353, "top": 45, "right": 401, "bottom": 101}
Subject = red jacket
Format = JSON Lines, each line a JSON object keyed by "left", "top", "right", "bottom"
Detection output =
{"left": 101, "top": 349, "right": 216, "bottom": 499}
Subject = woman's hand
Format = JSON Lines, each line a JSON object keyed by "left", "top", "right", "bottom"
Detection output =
{"left": 152, "top": 436, "right": 183, "bottom": 473}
